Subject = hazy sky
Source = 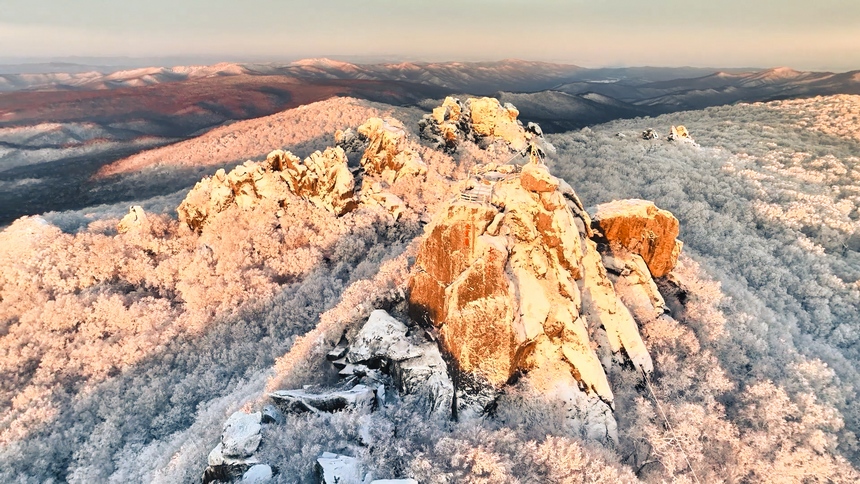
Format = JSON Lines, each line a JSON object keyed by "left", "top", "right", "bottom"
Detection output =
{"left": 2, "top": 0, "right": 859, "bottom": 70}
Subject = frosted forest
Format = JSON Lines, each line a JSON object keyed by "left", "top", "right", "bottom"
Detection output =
{"left": 1, "top": 92, "right": 860, "bottom": 483}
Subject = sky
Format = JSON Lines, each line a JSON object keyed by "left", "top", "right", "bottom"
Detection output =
{"left": 1, "top": 0, "right": 859, "bottom": 71}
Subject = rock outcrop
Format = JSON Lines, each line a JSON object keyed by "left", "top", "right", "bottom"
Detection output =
{"left": 668, "top": 125, "right": 694, "bottom": 143}
{"left": 316, "top": 453, "right": 363, "bottom": 484}
{"left": 468, "top": 97, "right": 529, "bottom": 152}
{"left": 360, "top": 182, "right": 407, "bottom": 221}
{"left": 117, "top": 205, "right": 147, "bottom": 233}
{"left": 221, "top": 411, "right": 263, "bottom": 458}
{"left": 203, "top": 411, "right": 267, "bottom": 484}
{"left": 198, "top": 101, "right": 688, "bottom": 477}
{"left": 177, "top": 147, "right": 356, "bottom": 231}
{"left": 270, "top": 385, "right": 378, "bottom": 414}
{"left": 420, "top": 97, "right": 468, "bottom": 152}
{"left": 641, "top": 128, "right": 659, "bottom": 140}
{"left": 339, "top": 310, "right": 454, "bottom": 417}
{"left": 419, "top": 97, "right": 547, "bottom": 154}
{"left": 408, "top": 162, "right": 665, "bottom": 413}
{"left": 590, "top": 199, "right": 682, "bottom": 278}
{"left": 270, "top": 310, "right": 453, "bottom": 419}
{"left": 241, "top": 464, "right": 273, "bottom": 484}
{"left": 270, "top": 147, "right": 357, "bottom": 215}
{"left": 356, "top": 117, "right": 427, "bottom": 183}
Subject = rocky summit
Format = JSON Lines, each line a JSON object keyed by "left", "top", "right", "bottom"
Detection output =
{"left": 164, "top": 95, "right": 687, "bottom": 479}
{"left": 87, "top": 88, "right": 706, "bottom": 482}
{"left": 419, "top": 96, "right": 548, "bottom": 154}
{"left": 406, "top": 157, "right": 681, "bottom": 411}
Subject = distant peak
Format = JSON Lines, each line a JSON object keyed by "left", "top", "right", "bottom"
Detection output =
{"left": 290, "top": 58, "right": 357, "bottom": 69}
{"left": 760, "top": 66, "right": 803, "bottom": 78}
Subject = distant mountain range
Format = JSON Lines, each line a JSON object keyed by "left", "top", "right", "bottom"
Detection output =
{"left": 2, "top": 58, "right": 860, "bottom": 224}
{"left": 2, "top": 58, "right": 858, "bottom": 133}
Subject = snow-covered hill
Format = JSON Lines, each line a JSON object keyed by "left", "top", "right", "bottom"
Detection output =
{"left": 1, "top": 94, "right": 859, "bottom": 482}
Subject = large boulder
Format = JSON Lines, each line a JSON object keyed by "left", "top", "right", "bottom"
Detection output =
{"left": 590, "top": 199, "right": 682, "bottom": 277}
{"left": 467, "top": 97, "right": 529, "bottom": 152}
{"left": 668, "top": 125, "right": 695, "bottom": 144}
{"left": 203, "top": 411, "right": 266, "bottom": 483}
{"left": 388, "top": 339, "right": 454, "bottom": 417}
{"left": 356, "top": 117, "right": 427, "bottom": 184}
{"left": 420, "top": 97, "right": 468, "bottom": 152}
{"left": 408, "top": 162, "right": 647, "bottom": 405}
{"left": 344, "top": 310, "right": 455, "bottom": 417}
{"left": 347, "top": 310, "right": 421, "bottom": 364}
{"left": 221, "top": 411, "right": 263, "bottom": 458}
{"left": 316, "top": 453, "right": 363, "bottom": 484}
{"left": 242, "top": 464, "right": 273, "bottom": 483}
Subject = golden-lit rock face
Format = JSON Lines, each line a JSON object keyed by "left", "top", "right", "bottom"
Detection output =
{"left": 590, "top": 199, "right": 682, "bottom": 278}
{"left": 177, "top": 167, "right": 241, "bottom": 232}
{"left": 669, "top": 125, "right": 695, "bottom": 143}
{"left": 467, "top": 97, "right": 529, "bottom": 152}
{"left": 273, "top": 147, "right": 357, "bottom": 216}
{"left": 177, "top": 147, "right": 356, "bottom": 231}
{"left": 357, "top": 117, "right": 427, "bottom": 184}
{"left": 419, "top": 96, "right": 542, "bottom": 153}
{"left": 408, "top": 163, "right": 667, "bottom": 402}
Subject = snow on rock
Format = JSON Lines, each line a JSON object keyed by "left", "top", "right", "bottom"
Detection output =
{"left": 269, "top": 385, "right": 377, "bottom": 414}
{"left": 269, "top": 147, "right": 357, "bottom": 215}
{"left": 316, "top": 453, "right": 363, "bottom": 484}
{"left": 408, "top": 162, "right": 605, "bottom": 394}
{"left": 202, "top": 412, "right": 265, "bottom": 483}
{"left": 360, "top": 183, "right": 407, "bottom": 221}
{"left": 116, "top": 205, "right": 147, "bottom": 234}
{"left": 242, "top": 464, "right": 274, "bottom": 483}
{"left": 604, "top": 250, "right": 668, "bottom": 323}
{"left": 578, "top": 238, "right": 653, "bottom": 374}
{"left": 221, "top": 411, "right": 263, "bottom": 458}
{"left": 347, "top": 309, "right": 420, "bottom": 363}
{"left": 203, "top": 464, "right": 252, "bottom": 484}
{"left": 468, "top": 97, "right": 529, "bottom": 151}
{"left": 208, "top": 443, "right": 261, "bottom": 467}
{"left": 590, "top": 199, "right": 683, "bottom": 278}
{"left": 419, "top": 96, "right": 548, "bottom": 154}
{"left": 668, "top": 125, "right": 695, "bottom": 144}
{"left": 356, "top": 117, "right": 427, "bottom": 184}
{"left": 388, "top": 337, "right": 454, "bottom": 417}
{"left": 421, "top": 96, "right": 468, "bottom": 152}
{"left": 177, "top": 147, "right": 356, "bottom": 231}
{"left": 641, "top": 128, "right": 659, "bottom": 140}
{"left": 261, "top": 404, "right": 284, "bottom": 425}
{"left": 408, "top": 160, "right": 680, "bottom": 420}
{"left": 343, "top": 310, "right": 455, "bottom": 417}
